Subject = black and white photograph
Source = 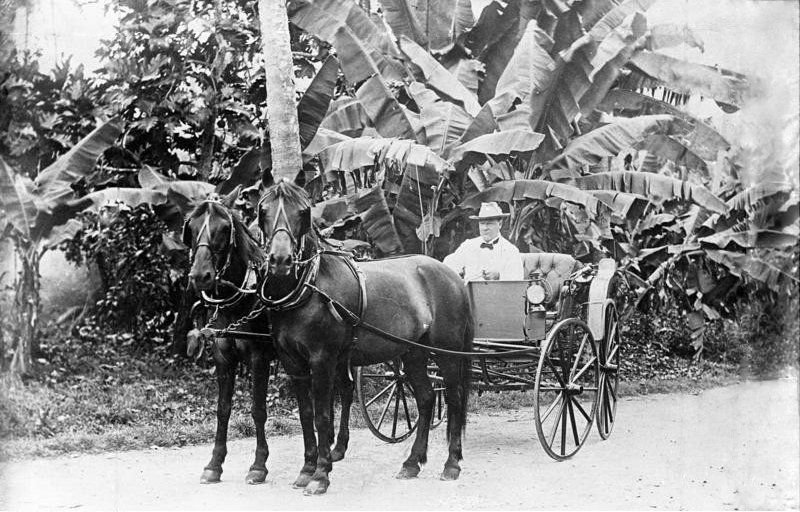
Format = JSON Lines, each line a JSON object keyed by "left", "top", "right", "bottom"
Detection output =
{"left": 0, "top": 0, "right": 798, "bottom": 509}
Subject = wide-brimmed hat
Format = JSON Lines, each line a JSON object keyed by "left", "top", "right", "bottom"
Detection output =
{"left": 469, "top": 202, "right": 510, "bottom": 220}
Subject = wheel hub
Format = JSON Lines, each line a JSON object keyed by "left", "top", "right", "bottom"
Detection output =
{"left": 564, "top": 382, "right": 583, "bottom": 395}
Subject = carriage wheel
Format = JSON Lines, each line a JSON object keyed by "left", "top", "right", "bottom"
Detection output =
{"left": 597, "top": 304, "right": 620, "bottom": 440}
{"left": 356, "top": 361, "right": 446, "bottom": 443}
{"left": 534, "top": 318, "right": 600, "bottom": 461}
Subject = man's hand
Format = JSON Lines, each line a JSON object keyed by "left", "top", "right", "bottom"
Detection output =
{"left": 482, "top": 270, "right": 500, "bottom": 280}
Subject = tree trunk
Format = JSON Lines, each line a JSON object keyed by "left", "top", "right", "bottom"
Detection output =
{"left": 258, "top": 0, "right": 303, "bottom": 183}
{"left": 8, "top": 240, "right": 41, "bottom": 376}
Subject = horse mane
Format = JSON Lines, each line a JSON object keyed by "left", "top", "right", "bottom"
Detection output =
{"left": 260, "top": 179, "right": 312, "bottom": 211}
{"left": 187, "top": 201, "right": 264, "bottom": 267}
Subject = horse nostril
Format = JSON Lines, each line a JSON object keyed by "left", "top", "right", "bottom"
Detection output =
{"left": 269, "top": 254, "right": 277, "bottom": 265}
{"left": 202, "top": 271, "right": 212, "bottom": 282}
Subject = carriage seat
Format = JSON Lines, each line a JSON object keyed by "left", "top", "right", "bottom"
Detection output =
{"left": 520, "top": 253, "right": 582, "bottom": 303}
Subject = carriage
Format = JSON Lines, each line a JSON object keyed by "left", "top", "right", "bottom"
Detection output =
{"left": 354, "top": 252, "right": 621, "bottom": 461}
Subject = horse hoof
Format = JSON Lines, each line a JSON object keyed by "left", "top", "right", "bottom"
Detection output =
{"left": 303, "top": 479, "right": 330, "bottom": 496}
{"left": 245, "top": 469, "right": 267, "bottom": 485}
{"left": 200, "top": 469, "right": 222, "bottom": 484}
{"left": 292, "top": 472, "right": 313, "bottom": 488}
{"left": 331, "top": 448, "right": 345, "bottom": 462}
{"left": 396, "top": 466, "right": 420, "bottom": 479}
{"left": 440, "top": 466, "right": 461, "bottom": 481}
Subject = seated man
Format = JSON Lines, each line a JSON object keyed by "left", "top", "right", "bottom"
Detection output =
{"left": 444, "top": 202, "right": 524, "bottom": 282}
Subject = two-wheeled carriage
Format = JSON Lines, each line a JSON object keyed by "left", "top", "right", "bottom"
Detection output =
{"left": 355, "top": 252, "right": 621, "bottom": 460}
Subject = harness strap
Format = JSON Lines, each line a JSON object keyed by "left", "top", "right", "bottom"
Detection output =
{"left": 303, "top": 285, "right": 540, "bottom": 358}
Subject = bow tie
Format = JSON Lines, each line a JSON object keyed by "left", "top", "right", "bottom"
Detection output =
{"left": 480, "top": 240, "right": 497, "bottom": 250}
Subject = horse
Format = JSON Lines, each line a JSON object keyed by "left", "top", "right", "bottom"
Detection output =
{"left": 256, "top": 179, "right": 474, "bottom": 495}
{"left": 183, "top": 187, "right": 274, "bottom": 484}
{"left": 183, "top": 188, "right": 355, "bottom": 485}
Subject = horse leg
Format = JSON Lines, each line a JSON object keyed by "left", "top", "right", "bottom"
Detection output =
{"left": 436, "top": 357, "right": 468, "bottom": 481}
{"left": 397, "top": 353, "right": 435, "bottom": 479}
{"left": 331, "top": 361, "right": 353, "bottom": 462}
{"left": 287, "top": 371, "right": 318, "bottom": 489}
{"left": 201, "top": 343, "right": 236, "bottom": 483}
{"left": 245, "top": 346, "right": 270, "bottom": 484}
{"left": 303, "top": 359, "right": 336, "bottom": 496}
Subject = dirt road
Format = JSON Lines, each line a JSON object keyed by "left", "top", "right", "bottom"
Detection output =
{"left": 2, "top": 379, "right": 798, "bottom": 510}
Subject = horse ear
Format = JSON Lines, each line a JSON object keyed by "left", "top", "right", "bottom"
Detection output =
{"left": 181, "top": 219, "right": 193, "bottom": 249}
{"left": 221, "top": 185, "right": 241, "bottom": 208}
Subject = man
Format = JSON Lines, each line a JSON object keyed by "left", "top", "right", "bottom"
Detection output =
{"left": 444, "top": 202, "right": 524, "bottom": 282}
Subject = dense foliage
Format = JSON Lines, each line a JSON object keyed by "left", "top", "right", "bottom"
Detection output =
{"left": 0, "top": 0, "right": 796, "bottom": 388}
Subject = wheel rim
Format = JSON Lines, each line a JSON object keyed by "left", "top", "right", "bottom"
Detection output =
{"left": 534, "top": 319, "right": 599, "bottom": 461}
{"left": 356, "top": 361, "right": 419, "bottom": 443}
{"left": 597, "top": 304, "right": 620, "bottom": 440}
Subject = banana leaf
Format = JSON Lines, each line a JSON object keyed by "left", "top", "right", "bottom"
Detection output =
{"left": 297, "top": 56, "right": 339, "bottom": 148}
{"left": 571, "top": 171, "right": 729, "bottom": 214}
{"left": 320, "top": 97, "right": 370, "bottom": 137}
{"left": 646, "top": 23, "right": 704, "bottom": 52}
{"left": 627, "top": 51, "right": 752, "bottom": 111}
{"left": 699, "top": 227, "right": 799, "bottom": 250}
{"left": 287, "top": 0, "right": 408, "bottom": 83}
{"left": 636, "top": 134, "right": 707, "bottom": 175}
{"left": 354, "top": 185, "right": 404, "bottom": 254}
{"left": 318, "top": 137, "right": 452, "bottom": 174}
{"left": 420, "top": 101, "right": 473, "bottom": 157}
{"left": 449, "top": 129, "right": 545, "bottom": 164}
{"left": 705, "top": 249, "right": 797, "bottom": 291}
{"left": 561, "top": 0, "right": 657, "bottom": 61}
{"left": 356, "top": 76, "right": 418, "bottom": 140}
{"left": 725, "top": 183, "right": 795, "bottom": 212}
{"left": 596, "top": 89, "right": 729, "bottom": 160}
{"left": 399, "top": 36, "right": 481, "bottom": 116}
{"left": 548, "top": 114, "right": 689, "bottom": 169}
{"left": 34, "top": 117, "right": 123, "bottom": 189}
{"left": 380, "top": 0, "right": 428, "bottom": 47}
{"left": 461, "top": 179, "right": 602, "bottom": 217}
{"left": 0, "top": 156, "right": 38, "bottom": 237}
{"left": 487, "top": 21, "right": 555, "bottom": 117}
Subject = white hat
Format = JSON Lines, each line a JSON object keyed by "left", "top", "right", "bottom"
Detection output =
{"left": 469, "top": 202, "right": 510, "bottom": 220}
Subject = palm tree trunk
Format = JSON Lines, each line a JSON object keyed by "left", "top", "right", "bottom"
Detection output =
{"left": 258, "top": 0, "right": 303, "bottom": 183}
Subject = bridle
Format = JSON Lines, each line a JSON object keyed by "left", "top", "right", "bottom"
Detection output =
{"left": 260, "top": 193, "right": 307, "bottom": 276}
{"left": 186, "top": 201, "right": 255, "bottom": 306}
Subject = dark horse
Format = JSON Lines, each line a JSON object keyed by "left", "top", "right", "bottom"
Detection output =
{"left": 183, "top": 188, "right": 354, "bottom": 484}
{"left": 257, "top": 179, "right": 474, "bottom": 495}
{"left": 183, "top": 188, "right": 273, "bottom": 484}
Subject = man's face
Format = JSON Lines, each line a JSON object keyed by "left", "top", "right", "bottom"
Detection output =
{"left": 478, "top": 219, "right": 501, "bottom": 242}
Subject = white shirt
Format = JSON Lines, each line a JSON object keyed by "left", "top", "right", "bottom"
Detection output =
{"left": 443, "top": 235, "right": 524, "bottom": 282}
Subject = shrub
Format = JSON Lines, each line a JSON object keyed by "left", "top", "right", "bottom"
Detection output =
{"left": 62, "top": 205, "right": 187, "bottom": 352}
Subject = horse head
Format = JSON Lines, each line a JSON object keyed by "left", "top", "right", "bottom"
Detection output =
{"left": 184, "top": 186, "right": 258, "bottom": 292}
{"left": 257, "top": 178, "right": 312, "bottom": 277}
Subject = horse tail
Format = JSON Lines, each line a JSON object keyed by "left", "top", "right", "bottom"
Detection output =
{"left": 458, "top": 294, "right": 474, "bottom": 436}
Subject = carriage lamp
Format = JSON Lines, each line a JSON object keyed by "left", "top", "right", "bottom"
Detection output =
{"left": 526, "top": 283, "right": 547, "bottom": 305}
{"left": 526, "top": 270, "right": 552, "bottom": 306}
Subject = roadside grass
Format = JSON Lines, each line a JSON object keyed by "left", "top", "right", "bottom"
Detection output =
{"left": 1, "top": 358, "right": 750, "bottom": 461}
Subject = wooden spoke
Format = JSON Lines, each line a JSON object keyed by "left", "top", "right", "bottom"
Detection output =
{"left": 364, "top": 381, "right": 396, "bottom": 408}
{"left": 566, "top": 398, "right": 580, "bottom": 447}
{"left": 547, "top": 398, "right": 566, "bottom": 447}
{"left": 570, "top": 333, "right": 589, "bottom": 377}
{"left": 376, "top": 384, "right": 396, "bottom": 431}
{"left": 560, "top": 397, "right": 568, "bottom": 457}
{"left": 541, "top": 392, "right": 564, "bottom": 423}
{"left": 544, "top": 357, "right": 566, "bottom": 386}
{"left": 399, "top": 383, "right": 414, "bottom": 431}
{"left": 572, "top": 356, "right": 598, "bottom": 382}
{"left": 572, "top": 396, "right": 592, "bottom": 422}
